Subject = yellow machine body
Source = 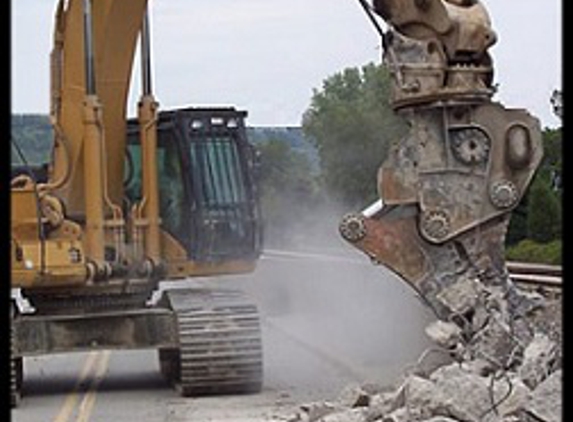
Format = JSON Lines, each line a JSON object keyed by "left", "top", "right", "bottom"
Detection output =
{"left": 11, "top": 0, "right": 261, "bottom": 292}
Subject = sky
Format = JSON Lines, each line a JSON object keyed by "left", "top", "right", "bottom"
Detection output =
{"left": 11, "top": 0, "right": 562, "bottom": 128}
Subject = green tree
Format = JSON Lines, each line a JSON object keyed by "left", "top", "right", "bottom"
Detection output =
{"left": 302, "top": 63, "right": 407, "bottom": 208}
{"left": 505, "top": 199, "right": 528, "bottom": 246}
{"left": 506, "top": 126, "right": 562, "bottom": 246}
{"left": 526, "top": 177, "right": 562, "bottom": 243}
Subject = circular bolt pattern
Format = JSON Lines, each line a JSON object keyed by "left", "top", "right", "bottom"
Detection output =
{"left": 339, "top": 214, "right": 367, "bottom": 243}
{"left": 489, "top": 180, "right": 519, "bottom": 209}
{"left": 450, "top": 127, "right": 491, "bottom": 166}
{"left": 420, "top": 209, "right": 451, "bottom": 243}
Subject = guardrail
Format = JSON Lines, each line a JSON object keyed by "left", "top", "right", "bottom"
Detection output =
{"left": 507, "top": 261, "right": 562, "bottom": 289}
{"left": 264, "top": 249, "right": 562, "bottom": 290}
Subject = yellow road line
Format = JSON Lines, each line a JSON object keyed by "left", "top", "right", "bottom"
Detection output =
{"left": 52, "top": 350, "right": 111, "bottom": 422}
{"left": 53, "top": 351, "right": 100, "bottom": 422}
{"left": 76, "top": 350, "right": 111, "bottom": 422}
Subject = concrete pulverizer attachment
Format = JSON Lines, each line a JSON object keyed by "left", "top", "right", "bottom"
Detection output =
{"left": 342, "top": 0, "right": 552, "bottom": 369}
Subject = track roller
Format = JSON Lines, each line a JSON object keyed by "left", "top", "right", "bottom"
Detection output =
{"left": 159, "top": 288, "right": 263, "bottom": 396}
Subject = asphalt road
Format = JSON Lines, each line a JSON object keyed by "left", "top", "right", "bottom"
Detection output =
{"left": 12, "top": 247, "right": 434, "bottom": 422}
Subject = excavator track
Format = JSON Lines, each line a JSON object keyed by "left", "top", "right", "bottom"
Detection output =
{"left": 11, "top": 302, "right": 22, "bottom": 408}
{"left": 11, "top": 326, "right": 22, "bottom": 408}
{"left": 161, "top": 288, "right": 263, "bottom": 396}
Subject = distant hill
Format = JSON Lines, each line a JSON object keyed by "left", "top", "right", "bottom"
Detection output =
{"left": 11, "top": 114, "right": 318, "bottom": 169}
{"left": 11, "top": 114, "right": 52, "bottom": 165}
{"left": 246, "top": 126, "right": 319, "bottom": 171}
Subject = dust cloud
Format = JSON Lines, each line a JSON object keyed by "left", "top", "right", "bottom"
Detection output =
{"left": 217, "top": 203, "right": 435, "bottom": 398}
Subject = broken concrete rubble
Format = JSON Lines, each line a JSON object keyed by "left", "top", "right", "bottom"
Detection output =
{"left": 298, "top": 402, "right": 342, "bottom": 421}
{"left": 336, "top": 384, "right": 371, "bottom": 408}
{"left": 524, "top": 369, "right": 562, "bottom": 422}
{"left": 289, "top": 288, "right": 561, "bottom": 422}
{"left": 518, "top": 333, "right": 559, "bottom": 389}
{"left": 427, "top": 363, "right": 527, "bottom": 422}
{"left": 435, "top": 276, "right": 482, "bottom": 316}
{"left": 424, "top": 320, "right": 462, "bottom": 350}
{"left": 320, "top": 408, "right": 366, "bottom": 422}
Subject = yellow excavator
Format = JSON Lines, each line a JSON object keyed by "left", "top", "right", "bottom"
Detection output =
{"left": 11, "top": 0, "right": 263, "bottom": 407}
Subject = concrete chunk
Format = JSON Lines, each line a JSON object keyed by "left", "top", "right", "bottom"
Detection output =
{"left": 525, "top": 370, "right": 562, "bottom": 422}
{"left": 337, "top": 383, "right": 371, "bottom": 408}
{"left": 519, "top": 333, "right": 558, "bottom": 389}
{"left": 435, "top": 276, "right": 481, "bottom": 315}
{"left": 382, "top": 407, "right": 409, "bottom": 422}
{"left": 318, "top": 408, "right": 366, "bottom": 422}
{"left": 299, "top": 401, "right": 340, "bottom": 422}
{"left": 429, "top": 364, "right": 501, "bottom": 422}
{"left": 364, "top": 389, "right": 404, "bottom": 422}
{"left": 425, "top": 320, "right": 462, "bottom": 349}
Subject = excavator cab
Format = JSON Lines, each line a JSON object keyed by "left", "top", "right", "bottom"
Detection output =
{"left": 125, "top": 107, "right": 262, "bottom": 264}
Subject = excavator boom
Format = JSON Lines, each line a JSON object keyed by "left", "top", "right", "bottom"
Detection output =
{"left": 51, "top": 0, "right": 148, "bottom": 214}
